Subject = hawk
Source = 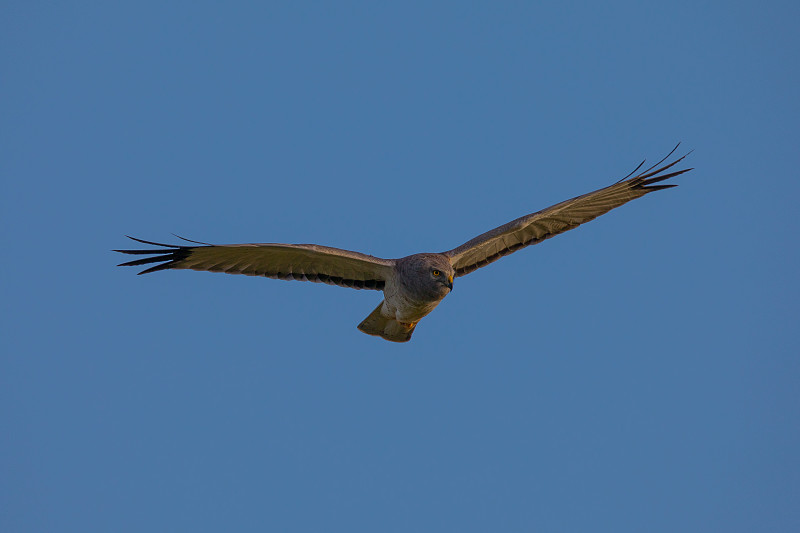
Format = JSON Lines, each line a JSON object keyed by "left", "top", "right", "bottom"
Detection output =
{"left": 116, "top": 147, "right": 692, "bottom": 342}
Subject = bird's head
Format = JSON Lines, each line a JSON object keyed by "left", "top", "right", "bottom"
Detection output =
{"left": 398, "top": 253, "right": 455, "bottom": 301}
{"left": 429, "top": 264, "right": 454, "bottom": 292}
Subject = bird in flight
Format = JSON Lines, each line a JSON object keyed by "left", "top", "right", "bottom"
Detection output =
{"left": 116, "top": 146, "right": 692, "bottom": 342}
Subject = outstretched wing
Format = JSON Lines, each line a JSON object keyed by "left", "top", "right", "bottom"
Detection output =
{"left": 115, "top": 237, "right": 394, "bottom": 290}
{"left": 444, "top": 146, "right": 693, "bottom": 277}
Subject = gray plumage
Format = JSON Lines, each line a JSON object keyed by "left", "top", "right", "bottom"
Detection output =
{"left": 115, "top": 147, "right": 692, "bottom": 342}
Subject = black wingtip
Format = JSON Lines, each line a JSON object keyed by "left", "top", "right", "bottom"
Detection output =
{"left": 627, "top": 145, "right": 693, "bottom": 192}
{"left": 114, "top": 236, "right": 195, "bottom": 274}
{"left": 123, "top": 235, "right": 183, "bottom": 248}
{"left": 137, "top": 262, "right": 182, "bottom": 275}
{"left": 171, "top": 233, "right": 213, "bottom": 245}
{"left": 640, "top": 143, "right": 681, "bottom": 176}
{"left": 617, "top": 159, "right": 647, "bottom": 183}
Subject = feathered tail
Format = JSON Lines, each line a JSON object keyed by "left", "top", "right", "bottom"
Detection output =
{"left": 357, "top": 301, "right": 416, "bottom": 343}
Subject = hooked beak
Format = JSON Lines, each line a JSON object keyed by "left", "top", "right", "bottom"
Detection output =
{"left": 446, "top": 275, "right": 454, "bottom": 291}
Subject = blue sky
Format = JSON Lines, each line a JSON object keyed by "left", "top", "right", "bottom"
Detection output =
{"left": 2, "top": 2, "right": 798, "bottom": 531}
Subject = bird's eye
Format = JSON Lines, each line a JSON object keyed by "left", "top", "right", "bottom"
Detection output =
{"left": 432, "top": 269, "right": 440, "bottom": 276}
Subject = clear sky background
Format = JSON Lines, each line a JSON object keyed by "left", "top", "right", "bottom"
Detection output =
{"left": 2, "top": 2, "right": 798, "bottom": 532}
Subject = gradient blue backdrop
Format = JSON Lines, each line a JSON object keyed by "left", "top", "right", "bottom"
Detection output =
{"left": 3, "top": 2, "right": 798, "bottom": 532}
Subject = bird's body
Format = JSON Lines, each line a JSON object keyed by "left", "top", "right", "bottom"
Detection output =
{"left": 358, "top": 253, "right": 456, "bottom": 342}
{"left": 116, "top": 147, "right": 692, "bottom": 342}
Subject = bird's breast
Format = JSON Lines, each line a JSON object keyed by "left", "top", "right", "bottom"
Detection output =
{"left": 383, "top": 277, "right": 447, "bottom": 323}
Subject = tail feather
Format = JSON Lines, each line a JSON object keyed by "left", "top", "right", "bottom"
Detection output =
{"left": 357, "top": 301, "right": 416, "bottom": 343}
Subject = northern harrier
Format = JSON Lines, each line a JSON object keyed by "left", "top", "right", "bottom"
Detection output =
{"left": 116, "top": 147, "right": 692, "bottom": 342}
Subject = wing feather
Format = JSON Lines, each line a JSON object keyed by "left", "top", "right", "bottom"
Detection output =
{"left": 115, "top": 237, "right": 394, "bottom": 290}
{"left": 445, "top": 146, "right": 693, "bottom": 276}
